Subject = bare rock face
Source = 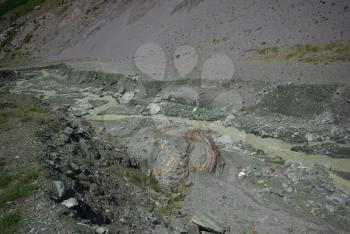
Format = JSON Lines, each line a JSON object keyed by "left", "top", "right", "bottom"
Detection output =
{"left": 185, "top": 130, "right": 220, "bottom": 174}
{"left": 127, "top": 125, "right": 223, "bottom": 185}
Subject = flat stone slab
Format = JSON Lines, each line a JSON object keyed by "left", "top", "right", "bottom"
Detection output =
{"left": 191, "top": 211, "right": 225, "bottom": 233}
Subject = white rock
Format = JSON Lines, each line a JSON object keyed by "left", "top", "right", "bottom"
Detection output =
{"left": 120, "top": 92, "right": 135, "bottom": 104}
{"left": 61, "top": 198, "right": 78, "bottom": 208}
{"left": 305, "top": 132, "right": 316, "bottom": 142}
{"left": 53, "top": 181, "right": 65, "bottom": 198}
{"left": 217, "top": 135, "right": 233, "bottom": 145}
{"left": 95, "top": 227, "right": 109, "bottom": 234}
{"left": 147, "top": 103, "right": 161, "bottom": 115}
{"left": 238, "top": 170, "right": 246, "bottom": 179}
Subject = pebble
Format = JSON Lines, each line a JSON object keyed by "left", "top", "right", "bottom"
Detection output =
{"left": 63, "top": 127, "right": 74, "bottom": 135}
{"left": 238, "top": 170, "right": 246, "bottom": 179}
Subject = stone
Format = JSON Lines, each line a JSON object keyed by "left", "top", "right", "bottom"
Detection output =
{"left": 61, "top": 198, "right": 78, "bottom": 208}
{"left": 63, "top": 127, "right": 73, "bottom": 135}
{"left": 185, "top": 180, "right": 193, "bottom": 187}
{"left": 147, "top": 103, "right": 161, "bottom": 115}
{"left": 70, "top": 107, "right": 88, "bottom": 117}
{"left": 150, "top": 216, "right": 161, "bottom": 225}
{"left": 53, "top": 180, "right": 65, "bottom": 198}
{"left": 305, "top": 132, "right": 317, "bottom": 142}
{"left": 94, "top": 227, "right": 109, "bottom": 234}
{"left": 171, "top": 219, "right": 187, "bottom": 233}
{"left": 191, "top": 211, "right": 225, "bottom": 234}
{"left": 270, "top": 188, "right": 284, "bottom": 197}
{"left": 325, "top": 204, "right": 335, "bottom": 213}
{"left": 284, "top": 159, "right": 302, "bottom": 168}
{"left": 217, "top": 135, "right": 233, "bottom": 145}
{"left": 75, "top": 99, "right": 93, "bottom": 110}
{"left": 127, "top": 127, "right": 222, "bottom": 185}
{"left": 238, "top": 169, "right": 246, "bottom": 179}
{"left": 120, "top": 92, "right": 135, "bottom": 105}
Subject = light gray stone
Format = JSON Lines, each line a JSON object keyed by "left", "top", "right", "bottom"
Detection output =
{"left": 61, "top": 198, "right": 78, "bottom": 208}
{"left": 147, "top": 103, "right": 161, "bottom": 115}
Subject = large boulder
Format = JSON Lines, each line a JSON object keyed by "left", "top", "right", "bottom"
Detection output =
{"left": 127, "top": 125, "right": 223, "bottom": 185}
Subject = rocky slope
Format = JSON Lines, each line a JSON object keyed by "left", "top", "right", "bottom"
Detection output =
{"left": 0, "top": 63, "right": 349, "bottom": 233}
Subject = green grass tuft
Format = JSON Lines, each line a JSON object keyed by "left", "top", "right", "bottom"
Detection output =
{"left": 0, "top": 210, "right": 21, "bottom": 234}
{"left": 0, "top": 0, "right": 46, "bottom": 18}
{"left": 0, "top": 169, "right": 40, "bottom": 208}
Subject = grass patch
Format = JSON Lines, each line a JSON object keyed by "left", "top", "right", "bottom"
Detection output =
{"left": 212, "top": 36, "right": 230, "bottom": 45}
{"left": 0, "top": 210, "right": 21, "bottom": 234}
{"left": 0, "top": 169, "right": 40, "bottom": 208}
{"left": 0, "top": 0, "right": 46, "bottom": 18}
{"left": 254, "top": 40, "right": 350, "bottom": 63}
{"left": 0, "top": 91, "right": 10, "bottom": 97}
{"left": 0, "top": 173, "right": 15, "bottom": 188}
{"left": 258, "top": 47, "right": 279, "bottom": 55}
{"left": 0, "top": 94, "right": 52, "bottom": 129}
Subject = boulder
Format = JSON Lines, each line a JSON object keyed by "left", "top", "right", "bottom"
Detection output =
{"left": 191, "top": 211, "right": 225, "bottom": 233}
{"left": 127, "top": 126, "right": 222, "bottom": 185}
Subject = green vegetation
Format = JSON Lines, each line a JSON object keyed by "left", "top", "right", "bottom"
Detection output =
{"left": 0, "top": 210, "right": 21, "bottom": 234}
{"left": 0, "top": 0, "right": 46, "bottom": 18}
{"left": 258, "top": 47, "right": 279, "bottom": 55}
{"left": 287, "top": 226, "right": 295, "bottom": 234}
{"left": 212, "top": 36, "right": 230, "bottom": 45}
{"left": 0, "top": 160, "right": 39, "bottom": 233}
{"left": 286, "top": 41, "right": 350, "bottom": 63}
{"left": 0, "top": 93, "right": 53, "bottom": 129}
{"left": 254, "top": 40, "right": 350, "bottom": 63}
{"left": 0, "top": 170, "right": 40, "bottom": 207}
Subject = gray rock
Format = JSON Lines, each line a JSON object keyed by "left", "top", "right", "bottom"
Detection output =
{"left": 191, "top": 211, "right": 225, "bottom": 233}
{"left": 61, "top": 198, "right": 78, "bottom": 208}
{"left": 171, "top": 219, "right": 187, "bottom": 233}
{"left": 305, "top": 132, "right": 317, "bottom": 142}
{"left": 75, "top": 99, "right": 94, "bottom": 110}
{"left": 63, "top": 127, "right": 74, "bottom": 135}
{"left": 120, "top": 92, "right": 135, "bottom": 104}
{"left": 53, "top": 180, "right": 65, "bottom": 198}
{"left": 70, "top": 107, "right": 88, "bottom": 117}
{"left": 270, "top": 187, "right": 284, "bottom": 197}
{"left": 94, "top": 227, "right": 109, "bottom": 234}
{"left": 284, "top": 159, "right": 302, "bottom": 168}
{"left": 147, "top": 103, "right": 161, "bottom": 115}
{"left": 216, "top": 135, "right": 233, "bottom": 145}
{"left": 185, "top": 180, "right": 193, "bottom": 187}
